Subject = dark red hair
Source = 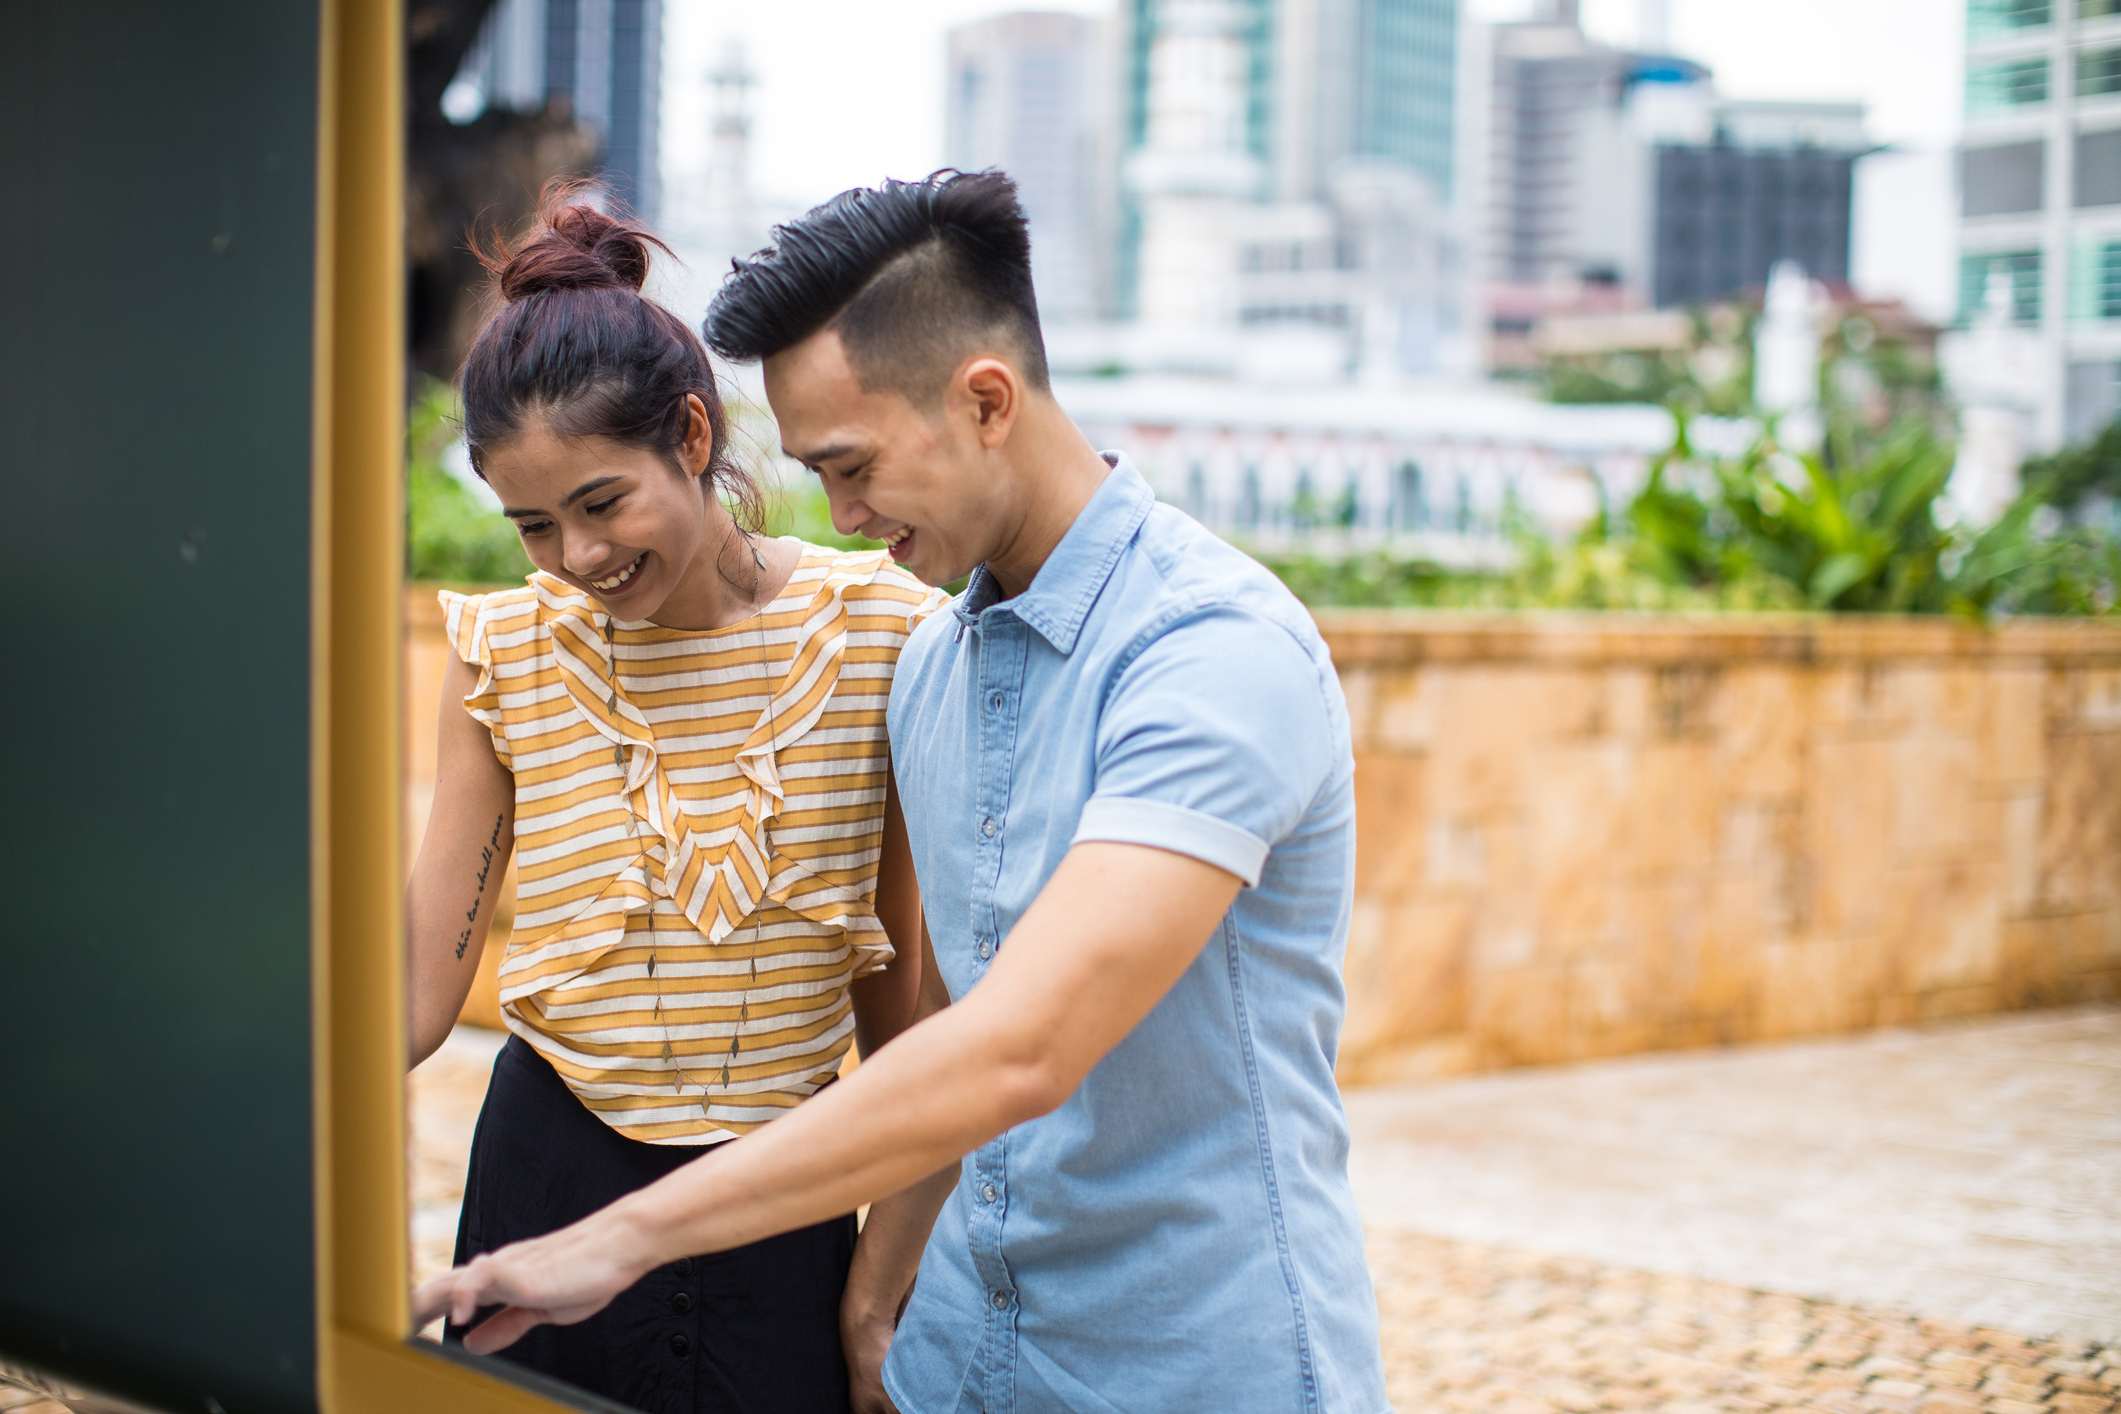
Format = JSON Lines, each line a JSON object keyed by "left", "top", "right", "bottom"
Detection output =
{"left": 459, "top": 185, "right": 759, "bottom": 528}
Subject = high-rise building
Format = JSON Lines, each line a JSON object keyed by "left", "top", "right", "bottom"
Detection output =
{"left": 946, "top": 12, "right": 1110, "bottom": 324}
{"left": 1115, "top": 0, "right": 1459, "bottom": 315}
{"left": 1956, "top": 0, "right": 2121, "bottom": 447}
{"left": 449, "top": 0, "right": 664, "bottom": 223}
{"left": 1470, "top": 1, "right": 1865, "bottom": 367}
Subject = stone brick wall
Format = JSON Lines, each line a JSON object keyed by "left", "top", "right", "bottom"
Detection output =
{"left": 1322, "top": 613, "right": 2121, "bottom": 1084}
{"left": 407, "top": 590, "right": 2121, "bottom": 1070}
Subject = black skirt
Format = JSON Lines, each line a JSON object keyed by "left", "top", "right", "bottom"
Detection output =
{"left": 447, "top": 1034, "right": 857, "bottom": 1414}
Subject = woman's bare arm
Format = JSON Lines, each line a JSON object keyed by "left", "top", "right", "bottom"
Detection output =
{"left": 843, "top": 924, "right": 958, "bottom": 1414}
{"left": 406, "top": 652, "right": 516, "bottom": 1068}
{"left": 847, "top": 769, "right": 923, "bottom": 1058}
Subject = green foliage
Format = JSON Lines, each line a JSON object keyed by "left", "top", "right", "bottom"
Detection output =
{"left": 2019, "top": 418, "right": 2121, "bottom": 519}
{"left": 405, "top": 379, "right": 534, "bottom": 585}
{"left": 1257, "top": 413, "right": 2120, "bottom": 618}
{"left": 759, "top": 476, "right": 875, "bottom": 551}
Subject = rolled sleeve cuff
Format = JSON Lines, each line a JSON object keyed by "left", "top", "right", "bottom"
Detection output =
{"left": 1071, "top": 797, "right": 1271, "bottom": 888}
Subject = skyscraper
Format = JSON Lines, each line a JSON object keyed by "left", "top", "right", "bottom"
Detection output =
{"left": 451, "top": 0, "right": 664, "bottom": 223}
{"left": 1469, "top": 1, "right": 1864, "bottom": 366}
{"left": 1957, "top": 0, "right": 2121, "bottom": 447}
{"left": 945, "top": 12, "right": 1109, "bottom": 324}
{"left": 1115, "top": 0, "right": 1458, "bottom": 315}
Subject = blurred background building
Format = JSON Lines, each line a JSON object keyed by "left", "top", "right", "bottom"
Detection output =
{"left": 946, "top": 12, "right": 1111, "bottom": 326}
{"left": 1952, "top": 0, "right": 2121, "bottom": 453}
{"left": 445, "top": 0, "right": 665, "bottom": 221}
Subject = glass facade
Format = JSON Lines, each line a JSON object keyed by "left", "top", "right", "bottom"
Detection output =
{"left": 1968, "top": 0, "right": 2051, "bottom": 34}
{"left": 2073, "top": 239, "right": 2121, "bottom": 320}
{"left": 2078, "top": 45, "right": 2121, "bottom": 96}
{"left": 1967, "top": 57, "right": 2052, "bottom": 111}
{"left": 1958, "top": 250, "right": 2044, "bottom": 323}
{"left": 2083, "top": 0, "right": 2121, "bottom": 19}
{"left": 1356, "top": 0, "right": 1457, "bottom": 201}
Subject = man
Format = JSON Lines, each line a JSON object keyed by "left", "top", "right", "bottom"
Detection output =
{"left": 419, "top": 170, "right": 1388, "bottom": 1414}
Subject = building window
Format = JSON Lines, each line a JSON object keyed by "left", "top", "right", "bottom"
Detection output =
{"left": 2084, "top": 0, "right": 2121, "bottom": 19}
{"left": 1966, "top": 57, "right": 2051, "bottom": 112}
{"left": 2073, "top": 240, "right": 2121, "bottom": 320}
{"left": 1961, "top": 140, "right": 2045, "bottom": 216}
{"left": 2079, "top": 130, "right": 2121, "bottom": 206}
{"left": 1969, "top": 0, "right": 2051, "bottom": 32}
{"left": 1958, "top": 250, "right": 2043, "bottom": 323}
{"left": 2079, "top": 46, "right": 2121, "bottom": 97}
{"left": 1392, "top": 461, "right": 1426, "bottom": 530}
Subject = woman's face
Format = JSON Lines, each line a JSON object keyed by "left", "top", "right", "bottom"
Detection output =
{"left": 482, "top": 397, "right": 729, "bottom": 626}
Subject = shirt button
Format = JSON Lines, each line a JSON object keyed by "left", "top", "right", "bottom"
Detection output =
{"left": 976, "top": 939, "right": 993, "bottom": 960}
{"left": 980, "top": 1183, "right": 998, "bottom": 1203}
{"left": 981, "top": 818, "right": 998, "bottom": 838}
{"left": 670, "top": 1333, "right": 692, "bottom": 1356}
{"left": 672, "top": 1291, "right": 693, "bottom": 1314}
{"left": 991, "top": 1291, "right": 1009, "bottom": 1310}
{"left": 674, "top": 1258, "right": 692, "bottom": 1277}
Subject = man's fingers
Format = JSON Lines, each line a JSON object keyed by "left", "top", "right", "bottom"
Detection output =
{"left": 462, "top": 1305, "right": 546, "bottom": 1356}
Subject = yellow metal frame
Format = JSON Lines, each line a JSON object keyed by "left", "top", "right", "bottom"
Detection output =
{"left": 309, "top": 0, "right": 572, "bottom": 1406}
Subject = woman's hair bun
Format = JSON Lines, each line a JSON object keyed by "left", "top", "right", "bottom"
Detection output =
{"left": 483, "top": 182, "right": 668, "bottom": 301}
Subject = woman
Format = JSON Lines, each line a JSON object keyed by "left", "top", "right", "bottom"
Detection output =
{"left": 405, "top": 193, "right": 943, "bottom": 1413}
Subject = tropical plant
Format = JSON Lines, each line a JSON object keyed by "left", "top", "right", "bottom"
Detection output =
{"left": 405, "top": 378, "right": 535, "bottom": 584}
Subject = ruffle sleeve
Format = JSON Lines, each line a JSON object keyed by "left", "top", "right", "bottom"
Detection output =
{"left": 437, "top": 588, "right": 514, "bottom": 768}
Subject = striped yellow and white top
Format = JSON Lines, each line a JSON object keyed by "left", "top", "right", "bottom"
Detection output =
{"left": 441, "top": 543, "right": 944, "bottom": 1144}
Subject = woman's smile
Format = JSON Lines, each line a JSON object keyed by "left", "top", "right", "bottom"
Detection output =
{"left": 589, "top": 551, "right": 647, "bottom": 594}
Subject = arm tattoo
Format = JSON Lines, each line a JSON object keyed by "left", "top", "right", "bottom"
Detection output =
{"left": 454, "top": 812, "right": 506, "bottom": 961}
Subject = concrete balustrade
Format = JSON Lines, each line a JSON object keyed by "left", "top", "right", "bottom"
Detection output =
{"left": 1322, "top": 611, "right": 2121, "bottom": 1083}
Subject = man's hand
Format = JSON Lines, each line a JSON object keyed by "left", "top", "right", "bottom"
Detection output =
{"left": 410, "top": 1209, "right": 656, "bottom": 1354}
{"left": 408, "top": 843, "right": 1242, "bottom": 1354}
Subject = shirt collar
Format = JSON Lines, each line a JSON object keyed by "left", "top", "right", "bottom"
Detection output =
{"left": 950, "top": 453, "right": 1153, "bottom": 655}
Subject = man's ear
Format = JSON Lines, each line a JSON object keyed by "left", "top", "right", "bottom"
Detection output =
{"left": 958, "top": 357, "right": 1021, "bottom": 450}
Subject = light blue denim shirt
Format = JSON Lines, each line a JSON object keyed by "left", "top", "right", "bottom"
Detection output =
{"left": 881, "top": 456, "right": 1387, "bottom": 1414}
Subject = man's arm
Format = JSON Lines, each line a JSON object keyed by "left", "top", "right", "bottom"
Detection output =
{"left": 407, "top": 652, "right": 516, "bottom": 1068}
{"left": 416, "top": 840, "right": 1242, "bottom": 1351}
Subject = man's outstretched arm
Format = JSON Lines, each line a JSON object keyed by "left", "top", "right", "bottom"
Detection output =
{"left": 415, "top": 841, "right": 1243, "bottom": 1353}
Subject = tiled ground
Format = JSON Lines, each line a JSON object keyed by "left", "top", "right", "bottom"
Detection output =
{"left": 1345, "top": 1007, "right": 2121, "bottom": 1346}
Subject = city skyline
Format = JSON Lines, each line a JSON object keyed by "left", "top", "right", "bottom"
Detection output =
{"left": 660, "top": 0, "right": 1963, "bottom": 317}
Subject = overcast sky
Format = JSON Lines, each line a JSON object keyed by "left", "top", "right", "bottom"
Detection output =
{"left": 661, "top": 0, "right": 1964, "bottom": 318}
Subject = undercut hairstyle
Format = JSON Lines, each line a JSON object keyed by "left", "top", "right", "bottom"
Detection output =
{"left": 702, "top": 170, "right": 1050, "bottom": 405}
{"left": 458, "top": 183, "right": 762, "bottom": 528}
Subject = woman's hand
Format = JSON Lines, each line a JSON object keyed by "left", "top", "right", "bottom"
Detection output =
{"left": 411, "top": 1210, "right": 658, "bottom": 1355}
{"left": 840, "top": 1297, "right": 901, "bottom": 1414}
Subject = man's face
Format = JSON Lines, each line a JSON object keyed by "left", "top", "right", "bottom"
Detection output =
{"left": 764, "top": 328, "right": 1009, "bottom": 587}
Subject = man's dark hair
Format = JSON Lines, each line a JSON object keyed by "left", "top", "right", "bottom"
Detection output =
{"left": 703, "top": 169, "right": 1049, "bottom": 403}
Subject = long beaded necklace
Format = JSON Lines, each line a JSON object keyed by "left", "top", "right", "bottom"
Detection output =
{"left": 610, "top": 529, "right": 779, "bottom": 1125}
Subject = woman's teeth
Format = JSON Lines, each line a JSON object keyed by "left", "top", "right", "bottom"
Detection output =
{"left": 883, "top": 527, "right": 911, "bottom": 547}
{"left": 593, "top": 554, "right": 643, "bottom": 590}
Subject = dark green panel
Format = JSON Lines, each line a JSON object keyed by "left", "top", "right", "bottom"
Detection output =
{"left": 0, "top": 4, "right": 320, "bottom": 1412}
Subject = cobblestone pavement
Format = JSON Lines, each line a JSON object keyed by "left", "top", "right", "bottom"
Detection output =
{"left": 1346, "top": 1006, "right": 2121, "bottom": 1346}
{"left": 1367, "top": 1230, "right": 2121, "bottom": 1414}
